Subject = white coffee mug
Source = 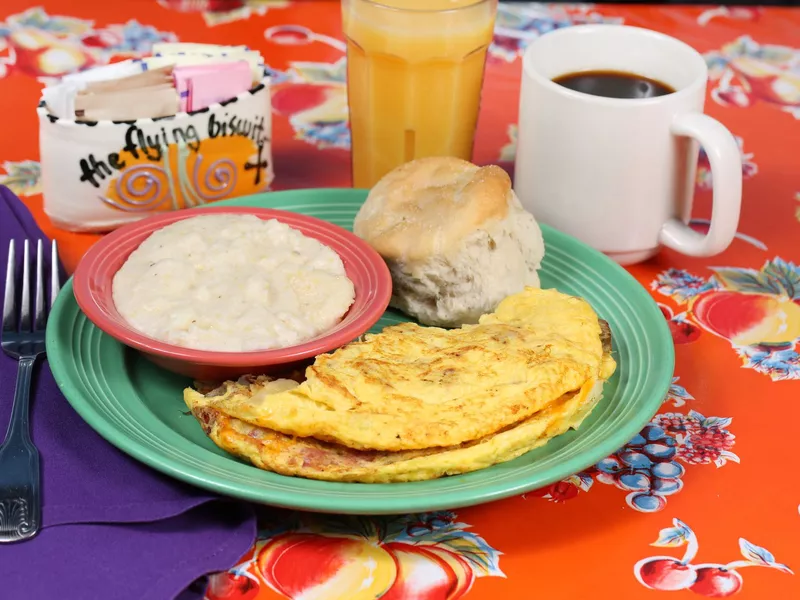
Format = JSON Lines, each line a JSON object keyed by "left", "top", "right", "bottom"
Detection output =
{"left": 513, "top": 24, "right": 742, "bottom": 265}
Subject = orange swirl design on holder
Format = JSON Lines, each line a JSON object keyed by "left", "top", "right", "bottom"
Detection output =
{"left": 101, "top": 136, "right": 269, "bottom": 213}
{"left": 196, "top": 156, "right": 238, "bottom": 200}
{"left": 106, "top": 164, "right": 172, "bottom": 212}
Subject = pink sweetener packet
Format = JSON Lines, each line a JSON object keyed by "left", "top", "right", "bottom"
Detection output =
{"left": 172, "top": 60, "right": 252, "bottom": 112}
{"left": 171, "top": 62, "right": 228, "bottom": 112}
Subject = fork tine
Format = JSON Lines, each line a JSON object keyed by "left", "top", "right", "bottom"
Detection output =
{"left": 34, "top": 240, "right": 46, "bottom": 331}
{"left": 50, "top": 240, "right": 61, "bottom": 309}
{"left": 20, "top": 240, "right": 31, "bottom": 333}
{"left": 3, "top": 240, "right": 16, "bottom": 334}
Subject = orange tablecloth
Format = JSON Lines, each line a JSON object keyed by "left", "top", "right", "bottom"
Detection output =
{"left": 2, "top": 1, "right": 799, "bottom": 599}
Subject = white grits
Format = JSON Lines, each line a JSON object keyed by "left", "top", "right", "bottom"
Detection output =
{"left": 112, "top": 214, "right": 356, "bottom": 352}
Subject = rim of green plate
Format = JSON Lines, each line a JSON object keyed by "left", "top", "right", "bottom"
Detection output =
{"left": 46, "top": 188, "right": 675, "bottom": 514}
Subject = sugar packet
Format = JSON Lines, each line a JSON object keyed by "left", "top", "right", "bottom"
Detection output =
{"left": 146, "top": 44, "right": 264, "bottom": 83}
{"left": 42, "top": 82, "right": 82, "bottom": 119}
{"left": 60, "top": 59, "right": 148, "bottom": 86}
{"left": 173, "top": 61, "right": 252, "bottom": 112}
{"left": 151, "top": 42, "right": 249, "bottom": 55}
{"left": 43, "top": 60, "right": 153, "bottom": 118}
{"left": 82, "top": 65, "right": 174, "bottom": 94}
{"left": 74, "top": 85, "right": 180, "bottom": 122}
{"left": 147, "top": 54, "right": 263, "bottom": 86}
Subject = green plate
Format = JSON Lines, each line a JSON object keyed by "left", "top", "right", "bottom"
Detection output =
{"left": 46, "top": 189, "right": 674, "bottom": 514}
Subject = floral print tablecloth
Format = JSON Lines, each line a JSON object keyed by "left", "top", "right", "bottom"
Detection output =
{"left": 1, "top": 1, "right": 798, "bottom": 598}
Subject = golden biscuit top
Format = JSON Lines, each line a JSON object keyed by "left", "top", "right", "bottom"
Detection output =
{"left": 353, "top": 157, "right": 512, "bottom": 262}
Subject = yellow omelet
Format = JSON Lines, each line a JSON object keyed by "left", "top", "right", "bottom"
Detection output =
{"left": 185, "top": 375, "right": 605, "bottom": 483}
{"left": 185, "top": 288, "right": 617, "bottom": 460}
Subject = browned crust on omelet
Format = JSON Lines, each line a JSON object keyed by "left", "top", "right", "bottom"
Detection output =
{"left": 599, "top": 319, "right": 612, "bottom": 355}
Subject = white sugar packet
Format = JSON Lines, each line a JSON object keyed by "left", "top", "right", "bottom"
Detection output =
{"left": 43, "top": 60, "right": 152, "bottom": 119}
{"left": 60, "top": 59, "right": 148, "bottom": 86}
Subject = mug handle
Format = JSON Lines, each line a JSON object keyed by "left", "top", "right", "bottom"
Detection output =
{"left": 659, "top": 113, "right": 743, "bottom": 257}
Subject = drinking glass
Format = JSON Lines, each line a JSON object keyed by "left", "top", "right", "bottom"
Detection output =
{"left": 342, "top": 0, "right": 498, "bottom": 188}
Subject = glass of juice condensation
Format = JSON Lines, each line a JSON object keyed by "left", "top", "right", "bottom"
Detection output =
{"left": 342, "top": 0, "right": 498, "bottom": 188}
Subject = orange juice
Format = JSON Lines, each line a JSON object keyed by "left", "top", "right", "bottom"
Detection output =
{"left": 342, "top": 0, "right": 497, "bottom": 188}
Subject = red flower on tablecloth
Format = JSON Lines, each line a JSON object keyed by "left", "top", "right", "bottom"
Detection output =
{"left": 156, "top": 0, "right": 290, "bottom": 27}
{"left": 705, "top": 36, "right": 800, "bottom": 119}
{"left": 206, "top": 511, "right": 504, "bottom": 600}
{"left": 634, "top": 518, "right": 792, "bottom": 596}
{"left": 489, "top": 3, "right": 622, "bottom": 63}
{"left": 0, "top": 7, "right": 176, "bottom": 80}
{"left": 528, "top": 379, "right": 740, "bottom": 513}
{"left": 653, "top": 259, "right": 800, "bottom": 381}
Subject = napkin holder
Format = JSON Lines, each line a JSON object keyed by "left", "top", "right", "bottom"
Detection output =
{"left": 38, "top": 76, "right": 274, "bottom": 232}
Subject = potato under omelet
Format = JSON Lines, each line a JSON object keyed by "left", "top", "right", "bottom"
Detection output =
{"left": 185, "top": 288, "right": 615, "bottom": 452}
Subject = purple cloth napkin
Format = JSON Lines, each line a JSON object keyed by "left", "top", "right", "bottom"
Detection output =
{"left": 0, "top": 186, "right": 257, "bottom": 600}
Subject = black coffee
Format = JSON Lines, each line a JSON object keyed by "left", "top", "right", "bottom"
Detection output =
{"left": 552, "top": 70, "right": 675, "bottom": 99}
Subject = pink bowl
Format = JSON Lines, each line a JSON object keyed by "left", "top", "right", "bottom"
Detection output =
{"left": 73, "top": 206, "right": 392, "bottom": 380}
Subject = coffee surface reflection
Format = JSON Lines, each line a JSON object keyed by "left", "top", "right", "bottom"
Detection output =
{"left": 552, "top": 70, "right": 675, "bottom": 99}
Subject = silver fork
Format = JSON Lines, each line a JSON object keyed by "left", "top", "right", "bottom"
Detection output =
{"left": 0, "top": 239, "right": 60, "bottom": 543}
